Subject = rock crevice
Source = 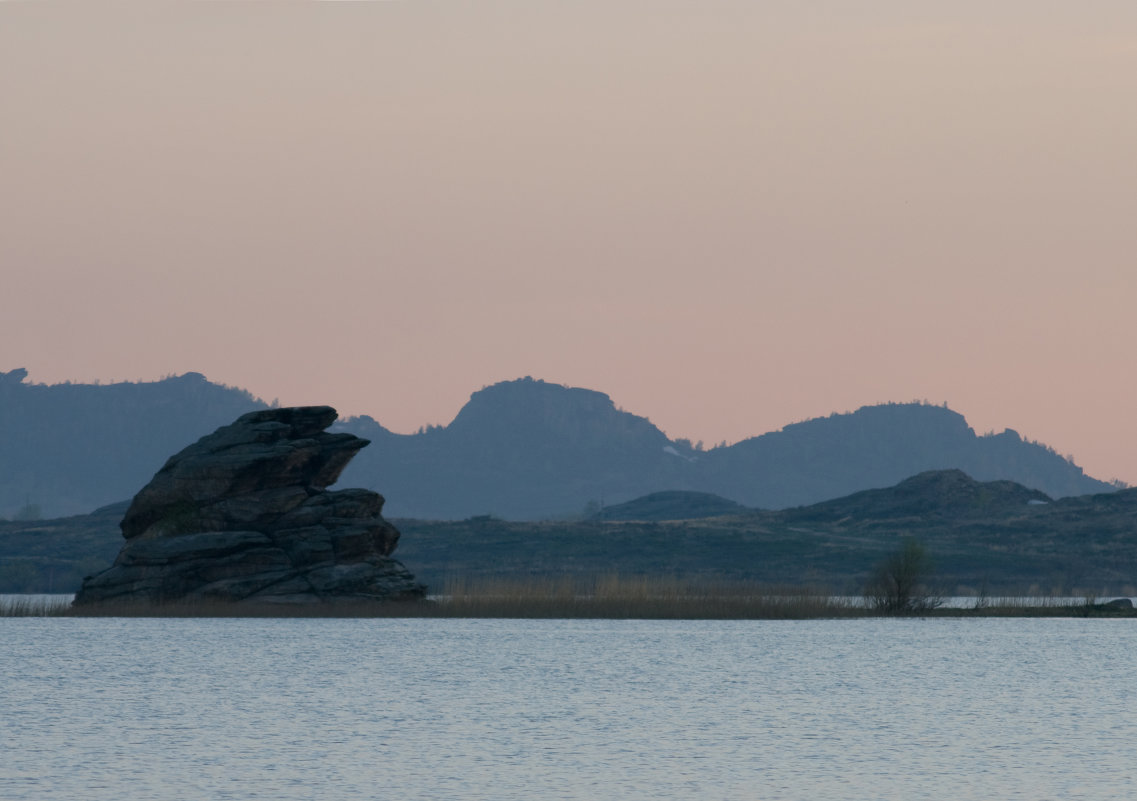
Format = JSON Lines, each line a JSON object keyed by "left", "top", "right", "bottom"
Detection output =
{"left": 74, "top": 407, "right": 425, "bottom": 605}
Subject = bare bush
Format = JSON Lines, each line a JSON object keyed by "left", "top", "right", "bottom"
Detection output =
{"left": 865, "top": 538, "right": 942, "bottom": 614}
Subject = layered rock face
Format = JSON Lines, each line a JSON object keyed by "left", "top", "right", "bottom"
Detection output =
{"left": 74, "top": 406, "right": 425, "bottom": 605}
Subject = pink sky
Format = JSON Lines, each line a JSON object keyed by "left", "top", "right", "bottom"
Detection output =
{"left": 3, "top": 2, "right": 1136, "bottom": 484}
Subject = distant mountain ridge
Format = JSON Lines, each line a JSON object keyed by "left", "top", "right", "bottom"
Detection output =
{"left": 334, "top": 378, "right": 690, "bottom": 520}
{"left": 0, "top": 370, "right": 1116, "bottom": 520}
{"left": 0, "top": 369, "right": 266, "bottom": 517}
{"left": 690, "top": 402, "right": 1105, "bottom": 510}
{"left": 334, "top": 377, "right": 1114, "bottom": 518}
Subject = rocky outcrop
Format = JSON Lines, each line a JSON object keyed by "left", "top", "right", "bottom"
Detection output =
{"left": 73, "top": 406, "right": 425, "bottom": 606}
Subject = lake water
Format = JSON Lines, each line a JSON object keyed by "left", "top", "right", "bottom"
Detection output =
{"left": 2, "top": 617, "right": 1134, "bottom": 800}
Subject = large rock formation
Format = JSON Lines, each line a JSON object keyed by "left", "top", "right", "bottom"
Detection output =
{"left": 73, "top": 406, "right": 425, "bottom": 606}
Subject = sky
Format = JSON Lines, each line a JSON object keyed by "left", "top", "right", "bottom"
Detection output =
{"left": 3, "top": 2, "right": 1136, "bottom": 484}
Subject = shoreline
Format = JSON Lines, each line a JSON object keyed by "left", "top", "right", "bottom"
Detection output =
{"left": 4, "top": 584, "right": 1135, "bottom": 620}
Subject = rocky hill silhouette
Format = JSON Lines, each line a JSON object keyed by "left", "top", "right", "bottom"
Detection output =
{"left": 0, "top": 370, "right": 1116, "bottom": 520}
{"left": 691, "top": 403, "right": 1106, "bottom": 510}
{"left": 335, "top": 377, "right": 692, "bottom": 519}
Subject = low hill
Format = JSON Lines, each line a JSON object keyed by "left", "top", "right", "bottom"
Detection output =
{"left": 0, "top": 501, "right": 127, "bottom": 592}
{"left": 595, "top": 491, "right": 748, "bottom": 521}
{"left": 399, "top": 473, "right": 1137, "bottom": 595}
{"left": 7, "top": 470, "right": 1135, "bottom": 596}
{"left": 784, "top": 469, "right": 1052, "bottom": 523}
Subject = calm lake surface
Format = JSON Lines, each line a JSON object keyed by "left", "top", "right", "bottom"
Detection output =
{"left": 2, "top": 617, "right": 1134, "bottom": 800}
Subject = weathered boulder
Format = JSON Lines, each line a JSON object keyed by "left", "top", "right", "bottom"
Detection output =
{"left": 73, "top": 407, "right": 425, "bottom": 606}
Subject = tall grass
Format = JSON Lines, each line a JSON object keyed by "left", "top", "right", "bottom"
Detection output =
{"left": 434, "top": 574, "right": 856, "bottom": 619}
{"left": 0, "top": 595, "right": 72, "bottom": 617}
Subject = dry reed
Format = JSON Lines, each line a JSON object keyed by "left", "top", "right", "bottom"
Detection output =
{"left": 434, "top": 574, "right": 857, "bottom": 619}
{"left": 0, "top": 596, "right": 73, "bottom": 617}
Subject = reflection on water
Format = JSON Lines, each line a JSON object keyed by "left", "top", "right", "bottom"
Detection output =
{"left": 1, "top": 618, "right": 1134, "bottom": 800}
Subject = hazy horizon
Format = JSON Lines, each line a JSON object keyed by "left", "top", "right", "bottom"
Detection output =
{"left": 4, "top": 3, "right": 1135, "bottom": 483}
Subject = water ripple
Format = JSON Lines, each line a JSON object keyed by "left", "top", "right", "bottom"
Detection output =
{"left": 2, "top": 618, "right": 1134, "bottom": 800}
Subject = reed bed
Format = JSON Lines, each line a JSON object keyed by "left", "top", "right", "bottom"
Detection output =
{"left": 433, "top": 574, "right": 859, "bottom": 619}
{"left": 0, "top": 595, "right": 73, "bottom": 617}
